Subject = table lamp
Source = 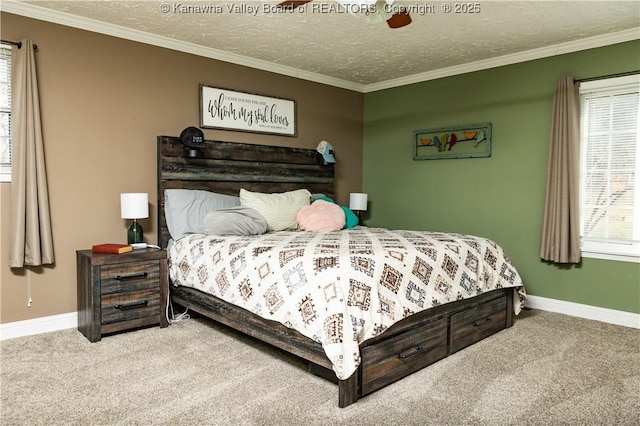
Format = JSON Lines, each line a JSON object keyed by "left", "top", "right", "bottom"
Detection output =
{"left": 349, "top": 193, "right": 368, "bottom": 225}
{"left": 120, "top": 193, "right": 149, "bottom": 244}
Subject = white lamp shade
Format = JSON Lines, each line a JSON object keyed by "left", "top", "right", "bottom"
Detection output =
{"left": 120, "top": 193, "right": 149, "bottom": 219}
{"left": 349, "top": 193, "right": 368, "bottom": 211}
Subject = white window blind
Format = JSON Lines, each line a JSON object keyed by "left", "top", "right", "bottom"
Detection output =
{"left": 579, "top": 74, "right": 640, "bottom": 262}
{"left": 0, "top": 43, "right": 11, "bottom": 182}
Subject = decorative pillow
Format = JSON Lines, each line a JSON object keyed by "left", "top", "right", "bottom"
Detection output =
{"left": 313, "top": 195, "right": 335, "bottom": 204}
{"left": 202, "top": 207, "right": 268, "bottom": 236}
{"left": 239, "top": 188, "right": 311, "bottom": 231}
{"left": 311, "top": 193, "right": 331, "bottom": 203}
{"left": 165, "top": 189, "right": 240, "bottom": 239}
{"left": 297, "top": 200, "right": 345, "bottom": 232}
{"left": 341, "top": 206, "right": 359, "bottom": 229}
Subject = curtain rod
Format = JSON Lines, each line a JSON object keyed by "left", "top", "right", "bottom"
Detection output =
{"left": 0, "top": 39, "right": 38, "bottom": 50}
{"left": 576, "top": 70, "right": 639, "bottom": 83}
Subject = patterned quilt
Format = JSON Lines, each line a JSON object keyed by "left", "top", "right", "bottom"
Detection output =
{"left": 168, "top": 227, "right": 527, "bottom": 380}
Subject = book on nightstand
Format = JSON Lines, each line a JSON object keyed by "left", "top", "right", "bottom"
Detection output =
{"left": 92, "top": 243, "right": 133, "bottom": 254}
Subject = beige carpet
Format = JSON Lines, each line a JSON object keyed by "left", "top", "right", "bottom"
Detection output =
{"left": 1, "top": 308, "right": 638, "bottom": 425}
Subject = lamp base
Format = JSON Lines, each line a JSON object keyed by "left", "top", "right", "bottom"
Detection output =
{"left": 127, "top": 221, "right": 144, "bottom": 244}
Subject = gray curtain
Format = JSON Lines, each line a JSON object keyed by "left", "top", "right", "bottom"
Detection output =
{"left": 9, "top": 39, "right": 54, "bottom": 268}
{"left": 539, "top": 76, "right": 581, "bottom": 264}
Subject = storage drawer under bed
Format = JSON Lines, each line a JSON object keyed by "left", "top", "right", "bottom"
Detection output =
{"left": 449, "top": 293, "right": 508, "bottom": 354}
{"left": 359, "top": 292, "right": 509, "bottom": 396}
{"left": 360, "top": 316, "right": 448, "bottom": 396}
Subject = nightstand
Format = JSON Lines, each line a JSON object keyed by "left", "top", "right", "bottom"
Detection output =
{"left": 76, "top": 248, "right": 169, "bottom": 342}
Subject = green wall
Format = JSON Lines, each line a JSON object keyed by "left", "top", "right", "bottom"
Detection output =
{"left": 363, "top": 41, "right": 640, "bottom": 314}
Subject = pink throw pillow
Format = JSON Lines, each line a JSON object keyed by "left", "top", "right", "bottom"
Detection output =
{"left": 296, "top": 200, "right": 346, "bottom": 232}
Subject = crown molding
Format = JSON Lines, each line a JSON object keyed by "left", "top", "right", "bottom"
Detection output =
{"left": 0, "top": 0, "right": 365, "bottom": 92}
{"left": 2, "top": 1, "right": 638, "bottom": 94}
{"left": 364, "top": 27, "right": 640, "bottom": 93}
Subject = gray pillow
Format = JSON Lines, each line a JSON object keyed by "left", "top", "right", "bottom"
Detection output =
{"left": 202, "top": 206, "right": 268, "bottom": 236}
{"left": 165, "top": 189, "right": 240, "bottom": 239}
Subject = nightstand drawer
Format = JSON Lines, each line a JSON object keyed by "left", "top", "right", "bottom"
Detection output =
{"left": 101, "top": 289, "right": 161, "bottom": 325}
{"left": 100, "top": 261, "right": 160, "bottom": 295}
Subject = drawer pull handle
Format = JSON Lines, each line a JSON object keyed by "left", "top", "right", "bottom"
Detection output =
{"left": 115, "top": 300, "right": 149, "bottom": 310}
{"left": 473, "top": 317, "right": 492, "bottom": 327}
{"left": 114, "top": 272, "right": 148, "bottom": 281}
{"left": 397, "top": 344, "right": 423, "bottom": 359}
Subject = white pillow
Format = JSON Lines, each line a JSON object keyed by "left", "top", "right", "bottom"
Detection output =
{"left": 239, "top": 188, "right": 311, "bottom": 231}
{"left": 165, "top": 189, "right": 240, "bottom": 239}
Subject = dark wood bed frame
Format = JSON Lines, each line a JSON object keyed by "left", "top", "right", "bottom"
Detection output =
{"left": 157, "top": 135, "right": 515, "bottom": 407}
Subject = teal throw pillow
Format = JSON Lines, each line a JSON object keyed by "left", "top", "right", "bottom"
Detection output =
{"left": 341, "top": 206, "right": 359, "bottom": 229}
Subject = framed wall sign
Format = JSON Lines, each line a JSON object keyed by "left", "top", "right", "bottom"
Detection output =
{"left": 413, "top": 123, "right": 492, "bottom": 160}
{"left": 200, "top": 85, "right": 297, "bottom": 136}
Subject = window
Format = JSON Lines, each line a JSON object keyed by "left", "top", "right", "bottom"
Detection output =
{"left": 579, "top": 74, "right": 640, "bottom": 263}
{"left": 0, "top": 43, "right": 11, "bottom": 182}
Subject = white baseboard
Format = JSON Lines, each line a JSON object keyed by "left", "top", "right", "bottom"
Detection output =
{"left": 525, "top": 295, "right": 639, "bottom": 329}
{"left": 0, "top": 296, "right": 637, "bottom": 341}
{"left": 0, "top": 312, "right": 77, "bottom": 341}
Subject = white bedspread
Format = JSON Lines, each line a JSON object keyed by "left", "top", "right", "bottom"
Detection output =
{"left": 168, "top": 227, "right": 526, "bottom": 379}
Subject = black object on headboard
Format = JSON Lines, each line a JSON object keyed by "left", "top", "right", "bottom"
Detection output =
{"left": 157, "top": 135, "right": 336, "bottom": 248}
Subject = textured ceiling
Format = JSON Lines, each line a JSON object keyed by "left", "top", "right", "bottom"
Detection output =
{"left": 10, "top": 1, "right": 640, "bottom": 88}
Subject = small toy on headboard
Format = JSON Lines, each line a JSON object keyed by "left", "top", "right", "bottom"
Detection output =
{"left": 316, "top": 140, "right": 336, "bottom": 164}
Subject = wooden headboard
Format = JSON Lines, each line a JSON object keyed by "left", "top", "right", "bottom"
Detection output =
{"left": 157, "top": 135, "right": 335, "bottom": 248}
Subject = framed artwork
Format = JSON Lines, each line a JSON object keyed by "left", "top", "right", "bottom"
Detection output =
{"left": 413, "top": 123, "right": 492, "bottom": 160}
{"left": 200, "top": 85, "right": 297, "bottom": 136}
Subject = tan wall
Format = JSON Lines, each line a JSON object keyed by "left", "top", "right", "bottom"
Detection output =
{"left": 0, "top": 13, "right": 364, "bottom": 324}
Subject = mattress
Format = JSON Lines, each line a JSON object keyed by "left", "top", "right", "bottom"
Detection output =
{"left": 168, "top": 227, "right": 526, "bottom": 379}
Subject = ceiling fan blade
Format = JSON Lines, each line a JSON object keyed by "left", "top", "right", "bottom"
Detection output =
{"left": 386, "top": 9, "right": 411, "bottom": 28}
{"left": 278, "top": 0, "right": 410, "bottom": 29}
{"left": 278, "top": 0, "right": 313, "bottom": 9}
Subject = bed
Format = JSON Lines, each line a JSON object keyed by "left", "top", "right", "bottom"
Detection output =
{"left": 157, "top": 135, "right": 527, "bottom": 407}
